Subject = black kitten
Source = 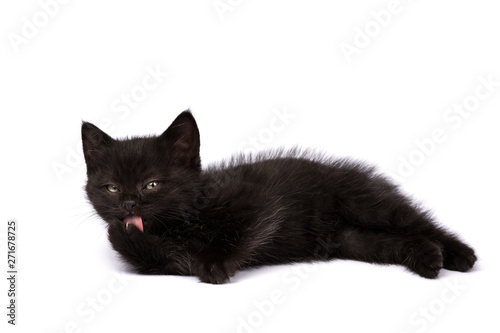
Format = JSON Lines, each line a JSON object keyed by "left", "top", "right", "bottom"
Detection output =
{"left": 82, "top": 110, "right": 476, "bottom": 284}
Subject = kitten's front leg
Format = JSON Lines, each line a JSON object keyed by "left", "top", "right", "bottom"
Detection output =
{"left": 193, "top": 251, "right": 240, "bottom": 284}
{"left": 107, "top": 221, "right": 174, "bottom": 275}
{"left": 194, "top": 261, "right": 234, "bottom": 284}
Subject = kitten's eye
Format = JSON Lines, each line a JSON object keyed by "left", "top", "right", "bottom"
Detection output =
{"left": 106, "top": 184, "right": 119, "bottom": 193}
{"left": 145, "top": 181, "right": 159, "bottom": 190}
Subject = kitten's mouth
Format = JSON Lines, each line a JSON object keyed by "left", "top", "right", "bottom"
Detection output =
{"left": 124, "top": 215, "right": 144, "bottom": 232}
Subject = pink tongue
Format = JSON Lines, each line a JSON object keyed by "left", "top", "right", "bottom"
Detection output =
{"left": 124, "top": 215, "right": 143, "bottom": 232}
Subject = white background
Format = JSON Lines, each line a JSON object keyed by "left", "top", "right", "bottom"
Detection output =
{"left": 1, "top": 0, "right": 499, "bottom": 332}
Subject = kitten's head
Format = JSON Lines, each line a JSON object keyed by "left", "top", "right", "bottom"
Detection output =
{"left": 82, "top": 110, "right": 201, "bottom": 234}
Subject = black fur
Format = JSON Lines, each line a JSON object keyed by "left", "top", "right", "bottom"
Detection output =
{"left": 82, "top": 110, "right": 476, "bottom": 283}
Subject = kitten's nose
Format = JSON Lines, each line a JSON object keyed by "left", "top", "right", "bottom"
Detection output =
{"left": 123, "top": 200, "right": 136, "bottom": 213}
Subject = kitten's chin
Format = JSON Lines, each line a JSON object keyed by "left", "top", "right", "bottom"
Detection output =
{"left": 124, "top": 215, "right": 143, "bottom": 232}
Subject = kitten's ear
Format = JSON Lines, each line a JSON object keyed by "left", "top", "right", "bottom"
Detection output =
{"left": 159, "top": 110, "right": 201, "bottom": 170}
{"left": 81, "top": 122, "right": 114, "bottom": 172}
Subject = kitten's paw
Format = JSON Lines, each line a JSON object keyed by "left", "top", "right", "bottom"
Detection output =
{"left": 406, "top": 240, "right": 443, "bottom": 279}
{"left": 443, "top": 241, "right": 477, "bottom": 272}
{"left": 195, "top": 261, "right": 235, "bottom": 284}
{"left": 108, "top": 221, "right": 127, "bottom": 241}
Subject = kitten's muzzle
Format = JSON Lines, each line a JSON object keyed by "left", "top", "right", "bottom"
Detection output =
{"left": 123, "top": 200, "right": 136, "bottom": 213}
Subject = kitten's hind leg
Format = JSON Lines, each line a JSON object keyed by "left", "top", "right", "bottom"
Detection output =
{"left": 335, "top": 175, "right": 476, "bottom": 273}
{"left": 424, "top": 228, "right": 477, "bottom": 272}
{"left": 334, "top": 226, "right": 444, "bottom": 278}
